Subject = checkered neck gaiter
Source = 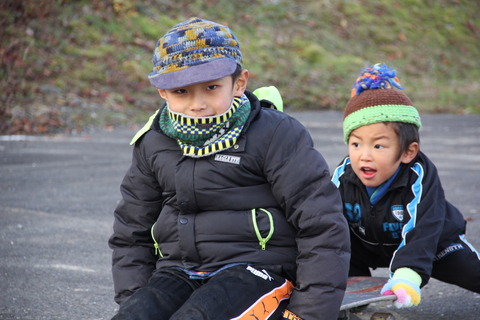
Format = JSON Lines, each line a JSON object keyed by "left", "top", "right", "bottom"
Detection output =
{"left": 159, "top": 95, "right": 251, "bottom": 158}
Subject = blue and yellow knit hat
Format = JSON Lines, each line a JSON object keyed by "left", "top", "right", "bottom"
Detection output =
{"left": 343, "top": 63, "right": 422, "bottom": 143}
{"left": 148, "top": 17, "right": 242, "bottom": 90}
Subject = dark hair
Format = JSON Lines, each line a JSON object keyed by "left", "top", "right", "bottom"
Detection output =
{"left": 386, "top": 122, "right": 420, "bottom": 160}
{"left": 231, "top": 64, "right": 243, "bottom": 83}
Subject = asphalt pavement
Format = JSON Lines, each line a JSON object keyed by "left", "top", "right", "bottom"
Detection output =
{"left": 1, "top": 111, "right": 479, "bottom": 320}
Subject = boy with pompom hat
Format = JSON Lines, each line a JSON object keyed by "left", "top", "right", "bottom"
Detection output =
{"left": 332, "top": 63, "right": 480, "bottom": 308}
{"left": 109, "top": 17, "right": 350, "bottom": 320}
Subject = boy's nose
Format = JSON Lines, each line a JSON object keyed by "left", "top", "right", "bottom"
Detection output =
{"left": 360, "top": 149, "right": 372, "bottom": 161}
{"left": 190, "top": 95, "right": 208, "bottom": 113}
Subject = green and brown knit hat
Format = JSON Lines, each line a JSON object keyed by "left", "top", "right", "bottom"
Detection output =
{"left": 343, "top": 63, "right": 422, "bottom": 143}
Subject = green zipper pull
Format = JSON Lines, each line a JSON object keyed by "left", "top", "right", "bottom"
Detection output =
{"left": 259, "top": 238, "right": 267, "bottom": 250}
{"left": 150, "top": 223, "right": 163, "bottom": 257}
{"left": 153, "top": 242, "right": 160, "bottom": 256}
{"left": 251, "top": 208, "right": 274, "bottom": 250}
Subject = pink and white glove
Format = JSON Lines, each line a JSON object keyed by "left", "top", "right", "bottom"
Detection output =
{"left": 381, "top": 267, "right": 422, "bottom": 308}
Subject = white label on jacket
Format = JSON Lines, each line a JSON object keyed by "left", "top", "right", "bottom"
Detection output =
{"left": 214, "top": 154, "right": 241, "bottom": 165}
{"left": 246, "top": 265, "right": 273, "bottom": 281}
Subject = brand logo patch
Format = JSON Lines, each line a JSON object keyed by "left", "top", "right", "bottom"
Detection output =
{"left": 283, "top": 309, "right": 302, "bottom": 320}
{"left": 214, "top": 154, "right": 240, "bottom": 165}
{"left": 246, "top": 265, "right": 273, "bottom": 281}
{"left": 435, "top": 243, "right": 464, "bottom": 261}
{"left": 391, "top": 205, "right": 404, "bottom": 222}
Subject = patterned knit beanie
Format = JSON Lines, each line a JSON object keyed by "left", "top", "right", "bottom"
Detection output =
{"left": 148, "top": 17, "right": 242, "bottom": 90}
{"left": 343, "top": 63, "right": 422, "bottom": 143}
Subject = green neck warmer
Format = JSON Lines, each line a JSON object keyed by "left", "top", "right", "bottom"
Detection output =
{"left": 159, "top": 95, "right": 251, "bottom": 157}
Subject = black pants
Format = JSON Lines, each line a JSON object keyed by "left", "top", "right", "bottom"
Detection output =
{"left": 112, "top": 264, "right": 293, "bottom": 320}
{"left": 349, "top": 235, "right": 480, "bottom": 293}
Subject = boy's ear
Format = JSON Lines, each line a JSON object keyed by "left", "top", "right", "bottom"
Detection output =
{"left": 401, "top": 142, "right": 419, "bottom": 164}
{"left": 233, "top": 69, "right": 249, "bottom": 96}
{"left": 157, "top": 89, "right": 167, "bottom": 100}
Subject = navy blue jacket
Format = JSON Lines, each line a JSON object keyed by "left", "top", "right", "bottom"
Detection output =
{"left": 332, "top": 151, "right": 466, "bottom": 285}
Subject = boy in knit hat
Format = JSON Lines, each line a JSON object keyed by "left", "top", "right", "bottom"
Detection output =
{"left": 109, "top": 17, "right": 350, "bottom": 320}
{"left": 332, "top": 63, "right": 480, "bottom": 308}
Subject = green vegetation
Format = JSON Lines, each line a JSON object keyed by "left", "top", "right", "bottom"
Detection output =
{"left": 1, "top": 0, "right": 479, "bottom": 134}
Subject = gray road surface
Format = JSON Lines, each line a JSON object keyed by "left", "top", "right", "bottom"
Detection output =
{"left": 1, "top": 111, "right": 479, "bottom": 320}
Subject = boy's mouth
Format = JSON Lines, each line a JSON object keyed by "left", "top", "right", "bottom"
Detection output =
{"left": 360, "top": 166, "right": 376, "bottom": 178}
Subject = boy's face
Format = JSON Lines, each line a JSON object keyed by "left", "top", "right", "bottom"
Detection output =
{"left": 158, "top": 69, "right": 248, "bottom": 117}
{"left": 348, "top": 122, "right": 417, "bottom": 187}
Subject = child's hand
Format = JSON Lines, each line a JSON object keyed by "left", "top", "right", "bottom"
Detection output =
{"left": 381, "top": 267, "right": 422, "bottom": 308}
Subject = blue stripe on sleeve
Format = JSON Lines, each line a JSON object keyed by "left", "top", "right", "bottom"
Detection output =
{"left": 331, "top": 157, "right": 350, "bottom": 187}
{"left": 389, "top": 162, "right": 424, "bottom": 274}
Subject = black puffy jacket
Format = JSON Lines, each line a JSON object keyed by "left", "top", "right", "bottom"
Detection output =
{"left": 109, "top": 91, "right": 350, "bottom": 319}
